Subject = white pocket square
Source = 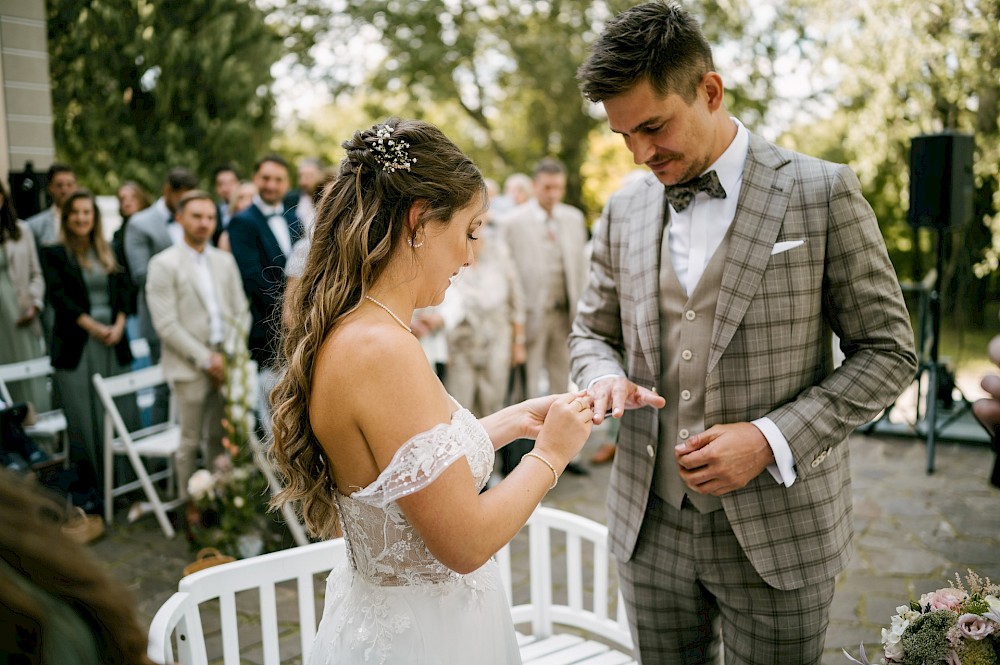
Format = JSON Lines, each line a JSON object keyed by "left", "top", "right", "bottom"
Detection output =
{"left": 771, "top": 240, "right": 806, "bottom": 255}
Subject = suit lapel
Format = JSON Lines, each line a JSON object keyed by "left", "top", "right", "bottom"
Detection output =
{"left": 708, "top": 134, "right": 792, "bottom": 375}
{"left": 634, "top": 176, "right": 666, "bottom": 378}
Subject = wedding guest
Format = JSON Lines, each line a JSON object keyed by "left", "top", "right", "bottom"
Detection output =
{"left": 0, "top": 181, "right": 48, "bottom": 410}
{"left": 972, "top": 334, "right": 1000, "bottom": 489}
{"left": 41, "top": 190, "right": 136, "bottom": 515}
{"left": 111, "top": 181, "right": 152, "bottom": 318}
{"left": 228, "top": 155, "right": 302, "bottom": 436}
{"left": 571, "top": 3, "right": 917, "bottom": 663}
{"left": 147, "top": 190, "right": 249, "bottom": 521}
{"left": 216, "top": 181, "right": 257, "bottom": 253}
{"left": 0, "top": 467, "right": 153, "bottom": 665}
{"left": 25, "top": 163, "right": 77, "bottom": 249}
{"left": 271, "top": 118, "right": 593, "bottom": 664}
{"left": 440, "top": 228, "right": 526, "bottom": 419}
{"left": 212, "top": 164, "right": 240, "bottom": 229}
{"left": 125, "top": 168, "right": 198, "bottom": 425}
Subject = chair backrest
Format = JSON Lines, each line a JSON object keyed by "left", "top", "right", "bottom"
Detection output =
{"left": 92, "top": 364, "right": 176, "bottom": 430}
{"left": 148, "top": 539, "right": 346, "bottom": 665}
{"left": 0, "top": 357, "right": 55, "bottom": 404}
{"left": 497, "top": 506, "right": 633, "bottom": 651}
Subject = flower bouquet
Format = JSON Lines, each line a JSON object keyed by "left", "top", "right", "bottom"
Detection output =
{"left": 845, "top": 571, "right": 1000, "bottom": 665}
{"left": 184, "top": 309, "right": 271, "bottom": 558}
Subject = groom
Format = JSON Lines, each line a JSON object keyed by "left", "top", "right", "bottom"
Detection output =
{"left": 569, "top": 2, "right": 917, "bottom": 663}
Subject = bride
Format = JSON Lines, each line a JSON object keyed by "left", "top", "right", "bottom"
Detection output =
{"left": 270, "top": 118, "right": 594, "bottom": 665}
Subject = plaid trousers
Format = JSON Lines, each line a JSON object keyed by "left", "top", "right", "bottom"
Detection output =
{"left": 618, "top": 494, "right": 836, "bottom": 665}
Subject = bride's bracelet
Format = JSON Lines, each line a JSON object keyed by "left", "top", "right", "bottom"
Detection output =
{"left": 523, "top": 452, "right": 559, "bottom": 490}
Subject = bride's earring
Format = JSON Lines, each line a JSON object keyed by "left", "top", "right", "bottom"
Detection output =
{"left": 408, "top": 233, "right": 424, "bottom": 249}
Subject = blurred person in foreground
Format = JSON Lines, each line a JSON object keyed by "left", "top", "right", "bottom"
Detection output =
{"left": 270, "top": 118, "right": 593, "bottom": 664}
{"left": 571, "top": 2, "right": 917, "bottom": 663}
{"left": 972, "top": 334, "right": 1000, "bottom": 489}
{"left": 0, "top": 467, "right": 152, "bottom": 665}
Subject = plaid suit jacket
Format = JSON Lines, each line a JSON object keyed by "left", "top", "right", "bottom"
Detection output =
{"left": 569, "top": 133, "right": 917, "bottom": 590}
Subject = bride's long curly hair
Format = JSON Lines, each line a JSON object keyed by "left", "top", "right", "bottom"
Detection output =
{"left": 270, "top": 118, "right": 484, "bottom": 538}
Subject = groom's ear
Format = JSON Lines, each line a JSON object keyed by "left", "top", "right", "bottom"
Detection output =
{"left": 702, "top": 72, "right": 725, "bottom": 112}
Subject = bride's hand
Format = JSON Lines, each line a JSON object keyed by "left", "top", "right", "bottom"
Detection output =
{"left": 518, "top": 392, "right": 589, "bottom": 440}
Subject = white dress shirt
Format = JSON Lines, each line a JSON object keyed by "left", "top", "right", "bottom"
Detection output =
{"left": 666, "top": 118, "right": 795, "bottom": 487}
{"left": 182, "top": 244, "right": 224, "bottom": 349}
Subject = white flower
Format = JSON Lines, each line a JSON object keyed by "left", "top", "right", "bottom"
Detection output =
{"left": 228, "top": 379, "right": 245, "bottom": 405}
{"left": 986, "top": 595, "right": 1000, "bottom": 614}
{"left": 883, "top": 637, "right": 904, "bottom": 662}
{"left": 232, "top": 466, "right": 250, "bottom": 482}
{"left": 187, "top": 469, "right": 216, "bottom": 500}
{"left": 233, "top": 496, "right": 245, "bottom": 509}
{"left": 230, "top": 404, "right": 245, "bottom": 427}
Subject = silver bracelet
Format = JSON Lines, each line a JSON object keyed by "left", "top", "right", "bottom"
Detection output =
{"left": 523, "top": 452, "right": 559, "bottom": 490}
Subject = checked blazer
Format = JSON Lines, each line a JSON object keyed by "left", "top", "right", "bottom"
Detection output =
{"left": 569, "top": 133, "right": 917, "bottom": 591}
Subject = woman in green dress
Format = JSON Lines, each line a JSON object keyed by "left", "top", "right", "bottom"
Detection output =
{"left": 41, "top": 190, "right": 135, "bottom": 515}
{"left": 0, "top": 181, "right": 48, "bottom": 410}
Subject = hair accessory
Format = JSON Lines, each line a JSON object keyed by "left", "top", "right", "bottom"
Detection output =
{"left": 524, "top": 452, "right": 559, "bottom": 490}
{"left": 371, "top": 124, "right": 417, "bottom": 174}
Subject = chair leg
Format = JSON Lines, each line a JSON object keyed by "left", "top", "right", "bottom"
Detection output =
{"left": 120, "top": 443, "right": 176, "bottom": 539}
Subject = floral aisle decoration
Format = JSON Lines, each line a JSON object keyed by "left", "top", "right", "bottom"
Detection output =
{"left": 845, "top": 570, "right": 1000, "bottom": 665}
{"left": 185, "top": 310, "right": 271, "bottom": 558}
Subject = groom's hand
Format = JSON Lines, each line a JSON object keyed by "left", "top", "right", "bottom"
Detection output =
{"left": 587, "top": 377, "right": 665, "bottom": 425}
{"left": 675, "top": 422, "right": 774, "bottom": 496}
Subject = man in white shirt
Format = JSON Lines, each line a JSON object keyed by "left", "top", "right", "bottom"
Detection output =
{"left": 147, "top": 191, "right": 249, "bottom": 510}
{"left": 25, "top": 163, "right": 77, "bottom": 249}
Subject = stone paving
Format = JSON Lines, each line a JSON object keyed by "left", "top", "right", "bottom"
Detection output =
{"left": 91, "top": 416, "right": 1000, "bottom": 665}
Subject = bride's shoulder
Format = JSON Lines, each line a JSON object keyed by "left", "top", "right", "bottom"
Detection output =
{"left": 314, "top": 316, "right": 438, "bottom": 404}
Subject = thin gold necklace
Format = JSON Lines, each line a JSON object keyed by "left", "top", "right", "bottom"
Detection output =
{"left": 364, "top": 295, "right": 412, "bottom": 333}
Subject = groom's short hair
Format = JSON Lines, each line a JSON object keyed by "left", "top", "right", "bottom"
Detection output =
{"left": 577, "top": 1, "right": 715, "bottom": 104}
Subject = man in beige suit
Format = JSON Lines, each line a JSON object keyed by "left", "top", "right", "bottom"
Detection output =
{"left": 571, "top": 3, "right": 917, "bottom": 664}
{"left": 147, "top": 191, "right": 249, "bottom": 503}
{"left": 501, "top": 158, "right": 588, "bottom": 399}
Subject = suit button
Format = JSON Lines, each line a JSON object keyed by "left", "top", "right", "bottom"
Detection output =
{"left": 684, "top": 310, "right": 696, "bottom": 321}
{"left": 810, "top": 457, "right": 821, "bottom": 468}
{"left": 680, "top": 390, "right": 691, "bottom": 401}
{"left": 681, "top": 349, "right": 693, "bottom": 361}
{"left": 678, "top": 429, "right": 690, "bottom": 439}
{"left": 646, "top": 445, "right": 655, "bottom": 458}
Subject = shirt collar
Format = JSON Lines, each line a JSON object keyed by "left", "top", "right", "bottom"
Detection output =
{"left": 253, "top": 194, "right": 283, "bottom": 217}
{"left": 702, "top": 117, "right": 749, "bottom": 197}
{"left": 182, "top": 241, "right": 207, "bottom": 263}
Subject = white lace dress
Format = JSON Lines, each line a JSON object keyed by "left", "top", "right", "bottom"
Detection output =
{"left": 307, "top": 407, "right": 522, "bottom": 665}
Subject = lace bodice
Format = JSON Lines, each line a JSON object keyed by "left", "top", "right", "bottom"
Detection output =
{"left": 334, "top": 407, "right": 495, "bottom": 587}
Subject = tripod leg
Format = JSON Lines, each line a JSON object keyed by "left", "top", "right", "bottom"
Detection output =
{"left": 925, "top": 363, "right": 937, "bottom": 474}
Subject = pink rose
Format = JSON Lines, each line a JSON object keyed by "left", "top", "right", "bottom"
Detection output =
{"left": 958, "top": 613, "right": 995, "bottom": 640}
{"left": 919, "top": 587, "right": 966, "bottom": 612}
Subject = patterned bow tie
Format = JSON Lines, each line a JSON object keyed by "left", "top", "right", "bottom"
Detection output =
{"left": 664, "top": 170, "right": 726, "bottom": 212}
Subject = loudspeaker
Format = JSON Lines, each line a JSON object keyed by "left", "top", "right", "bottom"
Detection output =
{"left": 908, "top": 133, "right": 974, "bottom": 228}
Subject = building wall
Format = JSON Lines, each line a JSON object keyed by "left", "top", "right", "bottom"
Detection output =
{"left": 0, "top": 0, "right": 54, "bottom": 187}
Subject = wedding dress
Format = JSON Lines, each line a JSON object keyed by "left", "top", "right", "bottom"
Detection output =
{"left": 307, "top": 407, "right": 522, "bottom": 665}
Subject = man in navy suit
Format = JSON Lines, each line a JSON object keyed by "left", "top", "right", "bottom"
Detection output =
{"left": 227, "top": 154, "right": 301, "bottom": 436}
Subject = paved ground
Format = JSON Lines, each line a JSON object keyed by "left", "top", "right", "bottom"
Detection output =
{"left": 91, "top": 408, "right": 1000, "bottom": 665}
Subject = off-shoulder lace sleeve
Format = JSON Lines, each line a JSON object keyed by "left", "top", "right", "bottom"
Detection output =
{"left": 350, "top": 411, "right": 475, "bottom": 508}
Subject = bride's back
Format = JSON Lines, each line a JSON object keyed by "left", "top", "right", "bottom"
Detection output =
{"left": 308, "top": 310, "right": 454, "bottom": 497}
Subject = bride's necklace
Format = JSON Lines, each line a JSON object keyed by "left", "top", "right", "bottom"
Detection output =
{"left": 364, "top": 295, "right": 412, "bottom": 333}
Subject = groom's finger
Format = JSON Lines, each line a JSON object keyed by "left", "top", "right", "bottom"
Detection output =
{"left": 676, "top": 426, "right": 723, "bottom": 455}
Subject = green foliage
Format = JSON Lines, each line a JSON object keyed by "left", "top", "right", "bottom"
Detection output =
{"left": 47, "top": 0, "right": 328, "bottom": 193}
{"left": 779, "top": 0, "right": 1000, "bottom": 318}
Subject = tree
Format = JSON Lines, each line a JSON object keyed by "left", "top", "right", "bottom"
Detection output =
{"left": 306, "top": 0, "right": 803, "bottom": 217}
{"left": 779, "top": 0, "right": 1000, "bottom": 323}
{"left": 47, "top": 0, "right": 329, "bottom": 193}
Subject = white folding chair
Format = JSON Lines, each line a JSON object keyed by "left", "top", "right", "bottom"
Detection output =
{"left": 92, "top": 365, "right": 183, "bottom": 538}
{"left": 0, "top": 357, "right": 69, "bottom": 466}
